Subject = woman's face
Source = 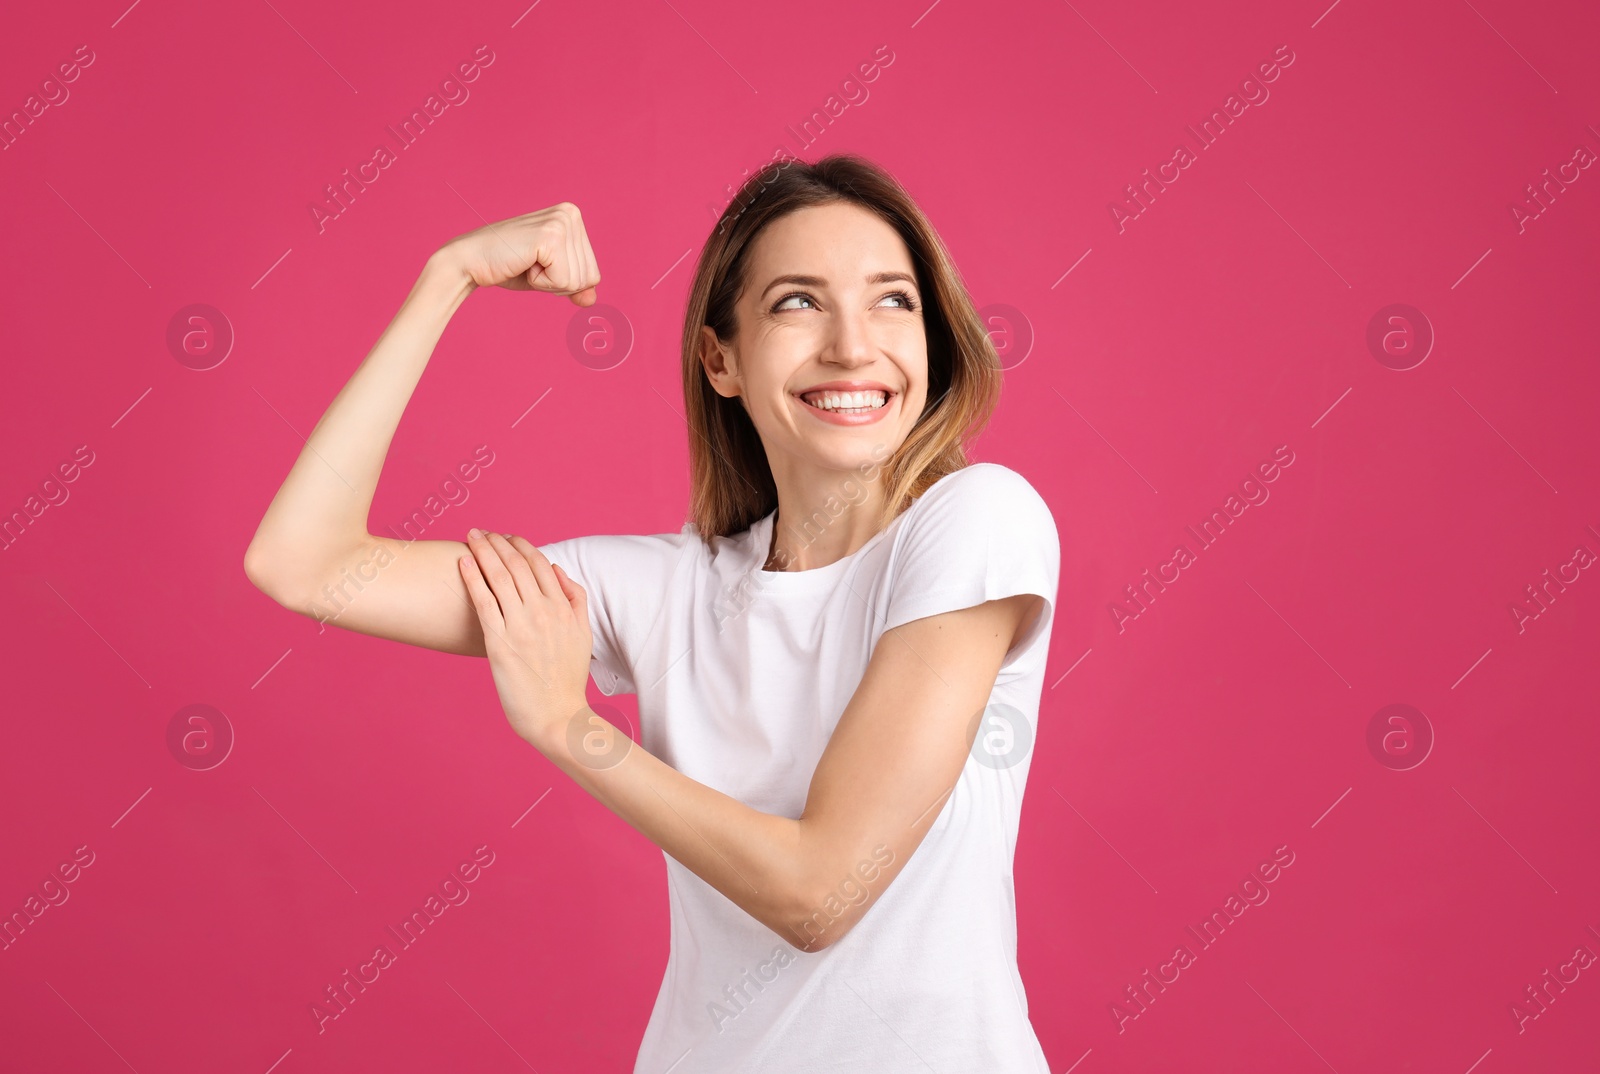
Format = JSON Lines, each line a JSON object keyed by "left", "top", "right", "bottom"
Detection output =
{"left": 701, "top": 201, "right": 929, "bottom": 479}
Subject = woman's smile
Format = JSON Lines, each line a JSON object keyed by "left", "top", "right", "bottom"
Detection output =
{"left": 793, "top": 379, "right": 898, "bottom": 425}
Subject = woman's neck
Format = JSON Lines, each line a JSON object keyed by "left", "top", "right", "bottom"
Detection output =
{"left": 764, "top": 469, "right": 891, "bottom": 572}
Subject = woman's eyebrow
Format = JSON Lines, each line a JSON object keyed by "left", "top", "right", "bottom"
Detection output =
{"left": 759, "top": 271, "right": 919, "bottom": 300}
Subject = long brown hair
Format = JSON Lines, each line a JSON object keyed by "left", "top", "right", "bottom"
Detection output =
{"left": 680, "top": 153, "right": 1002, "bottom": 540}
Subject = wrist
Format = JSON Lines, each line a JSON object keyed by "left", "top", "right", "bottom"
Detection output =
{"left": 518, "top": 697, "right": 586, "bottom": 749}
{"left": 527, "top": 700, "right": 633, "bottom": 771}
{"left": 419, "top": 247, "right": 478, "bottom": 305}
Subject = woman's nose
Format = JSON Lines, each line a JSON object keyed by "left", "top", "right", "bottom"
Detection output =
{"left": 823, "top": 312, "right": 874, "bottom": 366}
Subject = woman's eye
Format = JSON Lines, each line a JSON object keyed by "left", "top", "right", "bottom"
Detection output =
{"left": 772, "top": 291, "right": 918, "bottom": 312}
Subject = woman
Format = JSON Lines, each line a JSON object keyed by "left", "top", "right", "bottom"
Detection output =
{"left": 245, "top": 154, "right": 1060, "bottom": 1072}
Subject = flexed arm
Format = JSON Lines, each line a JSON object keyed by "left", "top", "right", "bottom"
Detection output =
{"left": 461, "top": 530, "right": 1043, "bottom": 951}
{"left": 242, "top": 205, "right": 601, "bottom": 654}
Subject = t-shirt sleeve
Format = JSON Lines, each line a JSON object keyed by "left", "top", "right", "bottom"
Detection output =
{"left": 534, "top": 531, "right": 689, "bottom": 696}
{"left": 880, "top": 463, "right": 1061, "bottom": 668}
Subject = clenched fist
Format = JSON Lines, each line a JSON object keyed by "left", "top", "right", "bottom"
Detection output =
{"left": 437, "top": 202, "right": 601, "bottom": 305}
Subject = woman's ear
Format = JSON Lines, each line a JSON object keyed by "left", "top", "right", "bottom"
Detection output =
{"left": 698, "top": 325, "right": 742, "bottom": 399}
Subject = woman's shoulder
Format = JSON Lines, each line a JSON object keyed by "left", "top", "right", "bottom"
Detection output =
{"left": 877, "top": 462, "right": 1061, "bottom": 638}
{"left": 886, "top": 462, "right": 1059, "bottom": 566}
{"left": 908, "top": 462, "right": 1055, "bottom": 526}
{"left": 538, "top": 525, "right": 702, "bottom": 576}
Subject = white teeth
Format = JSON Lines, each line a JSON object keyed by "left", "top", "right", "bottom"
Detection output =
{"left": 804, "top": 389, "right": 887, "bottom": 411}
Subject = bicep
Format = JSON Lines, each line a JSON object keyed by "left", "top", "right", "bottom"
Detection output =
{"left": 796, "top": 595, "right": 1034, "bottom": 915}
{"left": 262, "top": 534, "right": 488, "bottom": 656}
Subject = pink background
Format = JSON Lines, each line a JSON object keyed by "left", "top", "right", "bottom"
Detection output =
{"left": 3, "top": 0, "right": 1598, "bottom": 1070}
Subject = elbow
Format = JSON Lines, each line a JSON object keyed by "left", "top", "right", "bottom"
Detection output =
{"left": 782, "top": 926, "right": 851, "bottom": 955}
{"left": 780, "top": 914, "right": 832, "bottom": 954}
{"left": 243, "top": 541, "right": 275, "bottom": 592}
{"left": 778, "top": 879, "right": 863, "bottom": 954}
{"left": 243, "top": 539, "right": 304, "bottom": 608}
{"left": 243, "top": 540, "right": 281, "bottom": 596}
{"left": 774, "top": 832, "right": 896, "bottom": 953}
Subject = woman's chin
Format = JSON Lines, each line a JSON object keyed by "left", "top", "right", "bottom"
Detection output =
{"left": 788, "top": 439, "right": 898, "bottom": 480}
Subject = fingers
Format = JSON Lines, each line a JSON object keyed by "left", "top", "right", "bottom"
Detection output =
{"left": 476, "top": 530, "right": 547, "bottom": 603}
{"left": 521, "top": 238, "right": 551, "bottom": 290}
{"left": 577, "top": 212, "right": 600, "bottom": 298}
{"left": 566, "top": 223, "right": 582, "bottom": 298}
{"left": 523, "top": 213, "right": 573, "bottom": 296}
{"left": 490, "top": 203, "right": 597, "bottom": 300}
{"left": 562, "top": 205, "right": 599, "bottom": 303}
{"left": 577, "top": 214, "right": 600, "bottom": 291}
{"left": 465, "top": 530, "right": 532, "bottom": 611}
{"left": 551, "top": 562, "right": 589, "bottom": 621}
{"left": 457, "top": 550, "right": 506, "bottom": 634}
{"left": 503, "top": 534, "right": 563, "bottom": 601}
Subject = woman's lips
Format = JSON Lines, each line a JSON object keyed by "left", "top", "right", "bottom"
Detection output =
{"left": 794, "top": 390, "right": 896, "bottom": 426}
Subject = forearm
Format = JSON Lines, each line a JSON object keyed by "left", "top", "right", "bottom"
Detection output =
{"left": 459, "top": 539, "right": 1003, "bottom": 953}
{"left": 245, "top": 253, "right": 477, "bottom": 588}
{"left": 526, "top": 707, "right": 824, "bottom": 946}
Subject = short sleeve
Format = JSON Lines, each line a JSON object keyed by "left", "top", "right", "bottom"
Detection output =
{"left": 535, "top": 531, "right": 691, "bottom": 696}
{"left": 881, "top": 463, "right": 1061, "bottom": 667}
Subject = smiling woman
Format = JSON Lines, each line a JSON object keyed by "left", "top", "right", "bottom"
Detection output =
{"left": 243, "top": 155, "right": 1061, "bottom": 1072}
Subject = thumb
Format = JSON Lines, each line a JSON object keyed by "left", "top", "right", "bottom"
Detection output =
{"left": 551, "top": 563, "right": 588, "bottom": 617}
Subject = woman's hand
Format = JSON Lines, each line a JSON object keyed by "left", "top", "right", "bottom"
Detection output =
{"left": 435, "top": 203, "right": 601, "bottom": 304}
{"left": 458, "top": 530, "right": 593, "bottom": 745}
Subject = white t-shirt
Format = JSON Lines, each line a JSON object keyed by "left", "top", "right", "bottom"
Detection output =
{"left": 538, "top": 461, "right": 1061, "bottom": 1073}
